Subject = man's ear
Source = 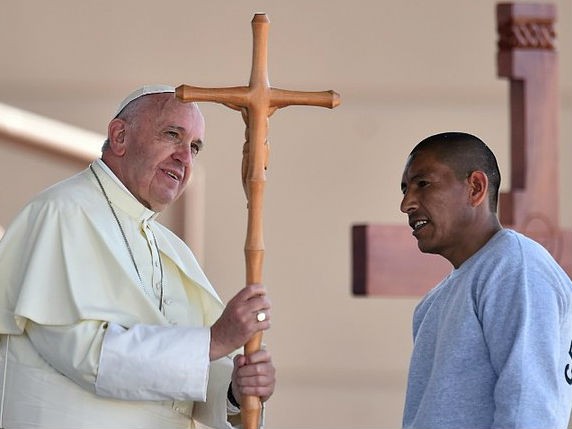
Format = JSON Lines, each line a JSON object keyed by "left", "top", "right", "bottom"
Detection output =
{"left": 467, "top": 171, "right": 489, "bottom": 208}
{"left": 108, "top": 118, "right": 127, "bottom": 156}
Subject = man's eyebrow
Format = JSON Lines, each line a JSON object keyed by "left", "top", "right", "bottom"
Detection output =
{"left": 401, "top": 172, "right": 425, "bottom": 191}
{"left": 166, "top": 125, "right": 204, "bottom": 149}
{"left": 167, "top": 125, "right": 186, "bottom": 132}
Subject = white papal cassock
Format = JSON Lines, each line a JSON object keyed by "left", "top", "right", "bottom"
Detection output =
{"left": 0, "top": 159, "right": 239, "bottom": 429}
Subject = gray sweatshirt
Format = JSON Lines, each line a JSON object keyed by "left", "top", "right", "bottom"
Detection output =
{"left": 403, "top": 229, "right": 572, "bottom": 428}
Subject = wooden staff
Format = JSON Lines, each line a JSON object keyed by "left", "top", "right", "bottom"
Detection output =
{"left": 176, "top": 13, "right": 340, "bottom": 429}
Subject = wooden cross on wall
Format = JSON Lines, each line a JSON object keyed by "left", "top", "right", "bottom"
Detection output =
{"left": 352, "top": 2, "right": 572, "bottom": 297}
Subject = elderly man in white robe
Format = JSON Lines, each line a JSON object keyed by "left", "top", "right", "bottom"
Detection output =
{"left": 0, "top": 85, "right": 275, "bottom": 429}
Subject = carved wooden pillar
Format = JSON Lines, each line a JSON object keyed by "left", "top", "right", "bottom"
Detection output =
{"left": 497, "top": 3, "right": 571, "bottom": 273}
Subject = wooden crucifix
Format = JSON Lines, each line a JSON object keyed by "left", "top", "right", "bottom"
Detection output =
{"left": 352, "top": 2, "right": 571, "bottom": 297}
{"left": 176, "top": 13, "right": 340, "bottom": 429}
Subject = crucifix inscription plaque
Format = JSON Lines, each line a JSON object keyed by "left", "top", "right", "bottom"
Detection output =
{"left": 352, "top": 2, "right": 571, "bottom": 297}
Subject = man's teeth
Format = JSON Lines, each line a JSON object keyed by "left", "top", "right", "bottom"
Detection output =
{"left": 166, "top": 171, "right": 179, "bottom": 180}
{"left": 414, "top": 220, "right": 428, "bottom": 230}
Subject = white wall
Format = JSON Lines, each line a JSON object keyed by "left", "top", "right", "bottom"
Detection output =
{"left": 1, "top": 1, "right": 570, "bottom": 427}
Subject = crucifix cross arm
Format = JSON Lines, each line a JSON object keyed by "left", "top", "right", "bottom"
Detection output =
{"left": 175, "top": 79, "right": 340, "bottom": 111}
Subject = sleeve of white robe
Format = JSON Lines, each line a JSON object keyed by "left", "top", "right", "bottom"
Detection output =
{"left": 25, "top": 320, "right": 211, "bottom": 401}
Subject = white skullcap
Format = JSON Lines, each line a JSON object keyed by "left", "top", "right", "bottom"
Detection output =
{"left": 113, "top": 84, "right": 175, "bottom": 118}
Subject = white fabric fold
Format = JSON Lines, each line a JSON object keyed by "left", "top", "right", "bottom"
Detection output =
{"left": 0, "top": 161, "right": 235, "bottom": 428}
{"left": 96, "top": 323, "right": 210, "bottom": 401}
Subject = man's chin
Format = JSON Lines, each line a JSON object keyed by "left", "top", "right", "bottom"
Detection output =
{"left": 417, "top": 241, "right": 437, "bottom": 255}
{"left": 149, "top": 197, "right": 175, "bottom": 213}
{"left": 151, "top": 188, "right": 185, "bottom": 211}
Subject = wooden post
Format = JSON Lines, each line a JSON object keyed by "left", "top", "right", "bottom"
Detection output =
{"left": 496, "top": 2, "right": 571, "bottom": 273}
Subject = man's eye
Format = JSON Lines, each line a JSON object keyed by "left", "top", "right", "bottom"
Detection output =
{"left": 165, "top": 130, "right": 180, "bottom": 141}
{"left": 418, "top": 180, "right": 429, "bottom": 188}
{"left": 191, "top": 143, "right": 200, "bottom": 156}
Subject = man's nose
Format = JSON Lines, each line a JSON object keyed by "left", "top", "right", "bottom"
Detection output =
{"left": 400, "top": 190, "right": 417, "bottom": 214}
{"left": 173, "top": 144, "right": 193, "bottom": 164}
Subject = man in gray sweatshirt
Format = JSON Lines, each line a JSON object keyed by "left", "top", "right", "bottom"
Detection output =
{"left": 400, "top": 132, "right": 572, "bottom": 428}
